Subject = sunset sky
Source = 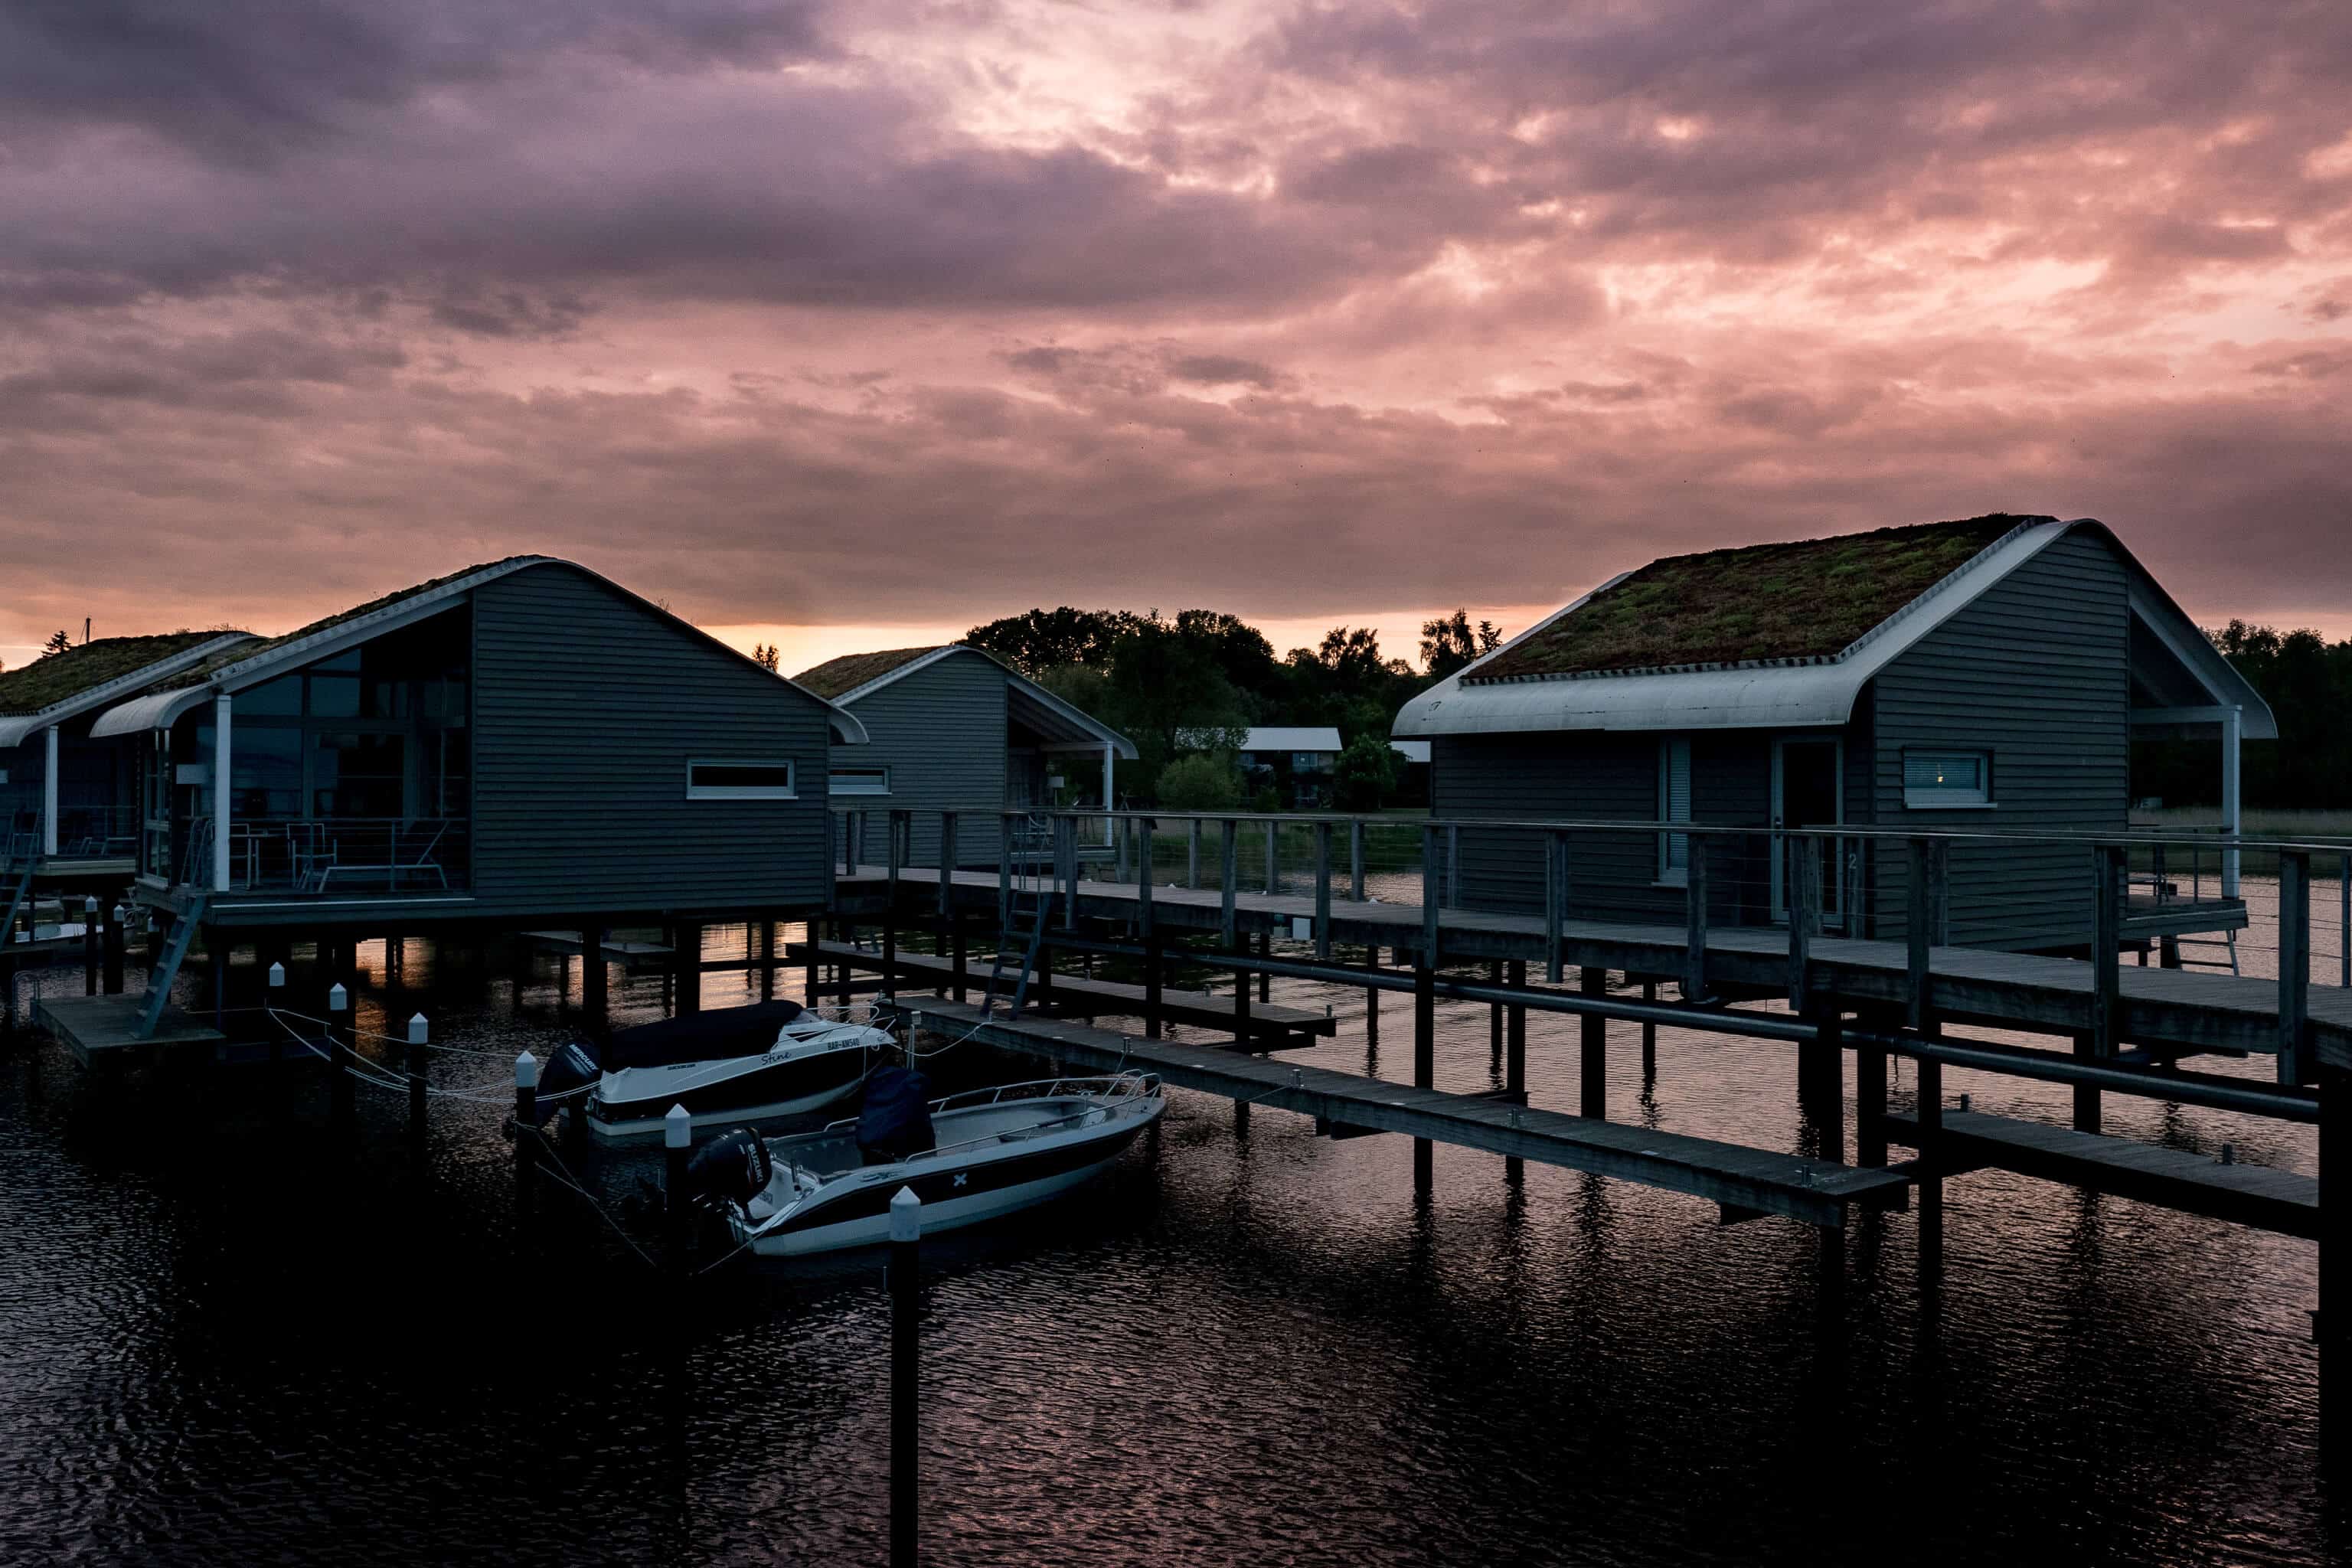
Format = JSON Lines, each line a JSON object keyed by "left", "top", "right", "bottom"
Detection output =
{"left": 4, "top": 0, "right": 2348, "bottom": 673}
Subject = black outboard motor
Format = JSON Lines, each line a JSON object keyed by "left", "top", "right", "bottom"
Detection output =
{"left": 532, "top": 1040, "right": 600, "bottom": 1126}
{"left": 683, "top": 1128, "right": 773, "bottom": 1213}
{"left": 857, "top": 1066, "right": 936, "bottom": 1165}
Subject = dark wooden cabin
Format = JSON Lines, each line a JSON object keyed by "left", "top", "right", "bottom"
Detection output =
{"left": 85, "top": 557, "right": 865, "bottom": 930}
{"left": 1391, "top": 515, "right": 2276, "bottom": 952}
{"left": 794, "top": 644, "right": 1135, "bottom": 868}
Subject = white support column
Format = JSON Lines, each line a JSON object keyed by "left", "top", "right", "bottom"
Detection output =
{"left": 2221, "top": 704, "right": 2243, "bottom": 900}
{"left": 211, "top": 693, "right": 232, "bottom": 893}
{"left": 41, "top": 724, "right": 60, "bottom": 858}
{"left": 1101, "top": 743, "right": 1116, "bottom": 846}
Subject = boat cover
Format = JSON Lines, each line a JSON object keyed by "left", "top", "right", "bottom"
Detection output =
{"left": 605, "top": 999, "right": 809, "bottom": 1070}
{"left": 858, "top": 1066, "right": 936, "bottom": 1163}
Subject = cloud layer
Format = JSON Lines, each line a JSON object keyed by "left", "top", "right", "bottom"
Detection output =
{"left": 4, "top": 0, "right": 2349, "bottom": 650}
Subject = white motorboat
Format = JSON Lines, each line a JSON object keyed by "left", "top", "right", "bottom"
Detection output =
{"left": 705, "top": 1071, "right": 1165, "bottom": 1256}
{"left": 557, "top": 1000, "right": 893, "bottom": 1141}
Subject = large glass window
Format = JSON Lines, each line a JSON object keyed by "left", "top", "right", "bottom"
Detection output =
{"left": 314, "top": 732, "right": 407, "bottom": 818}
{"left": 231, "top": 727, "right": 303, "bottom": 817}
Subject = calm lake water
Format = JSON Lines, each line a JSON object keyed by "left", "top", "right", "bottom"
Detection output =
{"left": 2, "top": 904, "right": 2344, "bottom": 1566}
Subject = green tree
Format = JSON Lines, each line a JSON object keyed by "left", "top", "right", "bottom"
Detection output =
{"left": 1419, "top": 609, "right": 1504, "bottom": 678}
{"left": 750, "top": 642, "right": 780, "bottom": 672}
{"left": 963, "top": 607, "right": 1138, "bottom": 674}
{"left": 1155, "top": 750, "right": 1244, "bottom": 810}
{"left": 40, "top": 629, "right": 70, "bottom": 657}
{"left": 1331, "top": 733, "right": 1398, "bottom": 811}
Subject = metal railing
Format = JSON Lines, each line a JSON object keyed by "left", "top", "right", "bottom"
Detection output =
{"left": 175, "top": 817, "right": 472, "bottom": 893}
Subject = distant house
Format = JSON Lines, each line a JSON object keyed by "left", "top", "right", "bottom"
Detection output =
{"left": 1392, "top": 514, "right": 2275, "bottom": 952}
{"left": 793, "top": 645, "right": 1136, "bottom": 867}
{"left": 1, "top": 632, "right": 257, "bottom": 869}
{"left": 1235, "top": 727, "right": 1344, "bottom": 806}
{"left": 83, "top": 557, "right": 864, "bottom": 927}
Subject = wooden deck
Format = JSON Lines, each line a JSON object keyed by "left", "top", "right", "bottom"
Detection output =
{"left": 518, "top": 930, "right": 677, "bottom": 969}
{"left": 1883, "top": 1107, "right": 2318, "bottom": 1238}
{"left": 904, "top": 1000, "right": 1912, "bottom": 1230}
{"left": 841, "top": 867, "right": 2352, "bottom": 1066}
{"left": 790, "top": 939, "right": 1337, "bottom": 1046}
{"left": 34, "top": 994, "right": 225, "bottom": 1065}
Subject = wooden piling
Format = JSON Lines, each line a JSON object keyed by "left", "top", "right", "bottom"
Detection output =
{"left": 1349, "top": 819, "right": 1366, "bottom": 902}
{"left": 1505, "top": 959, "right": 1526, "bottom": 1102}
{"left": 676, "top": 922, "right": 703, "bottom": 1015}
{"left": 582, "top": 923, "right": 609, "bottom": 1019}
{"left": 327, "top": 981, "right": 353, "bottom": 1129}
{"left": 1682, "top": 838, "right": 1709, "bottom": 1003}
{"left": 1413, "top": 961, "right": 1435, "bottom": 1190}
{"left": 407, "top": 1012, "right": 429, "bottom": 1135}
{"left": 665, "top": 1104, "right": 692, "bottom": 1269}
{"left": 1488, "top": 959, "right": 1504, "bottom": 1062}
{"left": 2280, "top": 849, "right": 2311, "bottom": 1087}
{"left": 1580, "top": 966, "right": 1607, "bottom": 1119}
{"left": 1220, "top": 820, "right": 1239, "bottom": 950}
{"left": 1544, "top": 829, "right": 1566, "bottom": 984}
{"left": 1640, "top": 980, "right": 1657, "bottom": 1079}
{"left": 1314, "top": 822, "right": 1333, "bottom": 961}
{"left": 81, "top": 897, "right": 98, "bottom": 996}
{"left": 103, "top": 905, "right": 126, "bottom": 995}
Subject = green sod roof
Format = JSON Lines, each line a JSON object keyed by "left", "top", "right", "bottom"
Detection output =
{"left": 793, "top": 645, "right": 948, "bottom": 700}
{"left": 156, "top": 558, "right": 539, "bottom": 690}
{"left": 1470, "top": 514, "right": 2044, "bottom": 682}
{"left": 0, "top": 632, "right": 242, "bottom": 715}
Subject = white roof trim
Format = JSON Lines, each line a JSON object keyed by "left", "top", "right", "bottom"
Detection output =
{"left": 2123, "top": 576, "right": 2276, "bottom": 740}
{"left": 1393, "top": 520, "right": 2095, "bottom": 737}
{"left": 831, "top": 645, "right": 1135, "bottom": 758}
{"left": 0, "top": 632, "right": 256, "bottom": 748}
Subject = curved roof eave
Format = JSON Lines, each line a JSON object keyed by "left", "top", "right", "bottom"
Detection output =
{"left": 0, "top": 632, "right": 257, "bottom": 747}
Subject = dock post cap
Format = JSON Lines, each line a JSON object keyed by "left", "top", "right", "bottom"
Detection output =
{"left": 515, "top": 1050, "right": 539, "bottom": 1087}
{"left": 267, "top": 962, "right": 286, "bottom": 988}
{"left": 665, "top": 1103, "right": 691, "bottom": 1148}
{"left": 407, "top": 1013, "right": 429, "bottom": 1045}
{"left": 111, "top": 904, "right": 126, "bottom": 922}
{"left": 889, "top": 1185, "right": 921, "bottom": 1242}
{"left": 327, "top": 982, "right": 348, "bottom": 1012}
{"left": 82, "top": 894, "right": 96, "bottom": 912}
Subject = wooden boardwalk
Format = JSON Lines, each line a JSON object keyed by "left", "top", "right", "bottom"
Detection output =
{"left": 789, "top": 939, "right": 1336, "bottom": 1045}
{"left": 1883, "top": 1107, "right": 2318, "bottom": 1238}
{"left": 841, "top": 867, "right": 2352, "bottom": 1065}
{"left": 903, "top": 1000, "right": 1911, "bottom": 1229}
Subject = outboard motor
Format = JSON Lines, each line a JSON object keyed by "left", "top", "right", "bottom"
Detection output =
{"left": 532, "top": 1040, "right": 600, "bottom": 1126}
{"left": 683, "top": 1128, "right": 773, "bottom": 1212}
{"left": 857, "top": 1065, "right": 936, "bottom": 1165}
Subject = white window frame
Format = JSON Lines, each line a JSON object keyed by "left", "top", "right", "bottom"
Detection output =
{"left": 1658, "top": 735, "right": 1692, "bottom": 886}
{"left": 828, "top": 764, "right": 891, "bottom": 797}
{"left": 685, "top": 757, "right": 797, "bottom": 800}
{"left": 1902, "top": 748, "right": 1993, "bottom": 810}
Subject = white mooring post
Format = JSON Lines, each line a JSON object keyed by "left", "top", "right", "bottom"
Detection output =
{"left": 326, "top": 981, "right": 352, "bottom": 1125}
{"left": 890, "top": 1186, "right": 922, "bottom": 1568}
{"left": 407, "top": 1012, "right": 430, "bottom": 1132}
{"left": 513, "top": 1051, "right": 541, "bottom": 1178}
{"left": 665, "top": 1103, "right": 693, "bottom": 1266}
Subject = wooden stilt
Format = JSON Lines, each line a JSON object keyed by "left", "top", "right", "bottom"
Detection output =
{"left": 1580, "top": 965, "right": 1606, "bottom": 1119}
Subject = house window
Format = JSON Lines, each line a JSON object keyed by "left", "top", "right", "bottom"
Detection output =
{"left": 1658, "top": 736, "right": 1692, "bottom": 884}
{"left": 686, "top": 759, "right": 797, "bottom": 800}
{"left": 830, "top": 765, "right": 890, "bottom": 796}
{"left": 1903, "top": 750, "right": 1991, "bottom": 808}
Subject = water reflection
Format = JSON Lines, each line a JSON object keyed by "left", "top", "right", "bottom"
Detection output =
{"left": 0, "top": 919, "right": 2331, "bottom": 1565}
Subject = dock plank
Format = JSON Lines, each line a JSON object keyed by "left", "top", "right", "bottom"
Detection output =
{"left": 905, "top": 1000, "right": 1911, "bottom": 1230}
{"left": 1883, "top": 1108, "right": 2318, "bottom": 1237}
{"left": 791, "top": 941, "right": 1335, "bottom": 1043}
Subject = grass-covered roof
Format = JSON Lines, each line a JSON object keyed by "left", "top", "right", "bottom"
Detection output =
{"left": 1469, "top": 514, "right": 2043, "bottom": 682}
{"left": 793, "top": 645, "right": 947, "bottom": 700}
{"left": 156, "top": 557, "right": 540, "bottom": 691}
{"left": 0, "top": 632, "right": 243, "bottom": 715}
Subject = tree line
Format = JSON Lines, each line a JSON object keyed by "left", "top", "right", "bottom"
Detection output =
{"left": 962, "top": 606, "right": 1503, "bottom": 808}
{"left": 2136, "top": 621, "right": 2352, "bottom": 810}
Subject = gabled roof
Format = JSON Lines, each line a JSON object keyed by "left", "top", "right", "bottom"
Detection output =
{"left": 795, "top": 645, "right": 940, "bottom": 701}
{"left": 89, "top": 558, "right": 867, "bottom": 743}
{"left": 798, "top": 643, "right": 1135, "bottom": 757}
{"left": 0, "top": 632, "right": 257, "bottom": 747}
{"left": 1395, "top": 517, "right": 2276, "bottom": 739}
{"left": 1472, "top": 514, "right": 2028, "bottom": 681}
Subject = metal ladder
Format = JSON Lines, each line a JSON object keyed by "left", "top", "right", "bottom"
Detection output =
{"left": 133, "top": 894, "right": 206, "bottom": 1039}
{"left": 2173, "top": 929, "right": 2242, "bottom": 976}
{"left": 979, "top": 874, "right": 1057, "bottom": 1021}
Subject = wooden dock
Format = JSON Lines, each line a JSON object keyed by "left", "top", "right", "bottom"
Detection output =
{"left": 790, "top": 939, "right": 1337, "bottom": 1046}
{"left": 518, "top": 930, "right": 678, "bottom": 970}
{"left": 840, "top": 867, "right": 2352, "bottom": 1065}
{"left": 903, "top": 1000, "right": 1911, "bottom": 1229}
{"left": 34, "top": 994, "right": 225, "bottom": 1066}
{"left": 1883, "top": 1107, "right": 2318, "bottom": 1238}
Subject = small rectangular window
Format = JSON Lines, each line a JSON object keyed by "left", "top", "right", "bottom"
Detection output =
{"left": 687, "top": 759, "right": 796, "bottom": 799}
{"left": 1659, "top": 736, "right": 1692, "bottom": 884}
{"left": 829, "top": 766, "right": 890, "bottom": 796}
{"left": 1903, "top": 750, "right": 1991, "bottom": 808}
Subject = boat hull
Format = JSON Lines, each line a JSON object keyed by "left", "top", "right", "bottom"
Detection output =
{"left": 590, "top": 1050, "right": 871, "bottom": 1140}
{"left": 748, "top": 1110, "right": 1160, "bottom": 1256}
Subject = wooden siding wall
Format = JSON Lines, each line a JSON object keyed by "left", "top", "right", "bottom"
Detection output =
{"left": 839, "top": 653, "right": 1009, "bottom": 868}
{"left": 1436, "top": 730, "right": 1776, "bottom": 926}
{"left": 472, "top": 565, "right": 833, "bottom": 918}
{"left": 1868, "top": 527, "right": 2130, "bottom": 949}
